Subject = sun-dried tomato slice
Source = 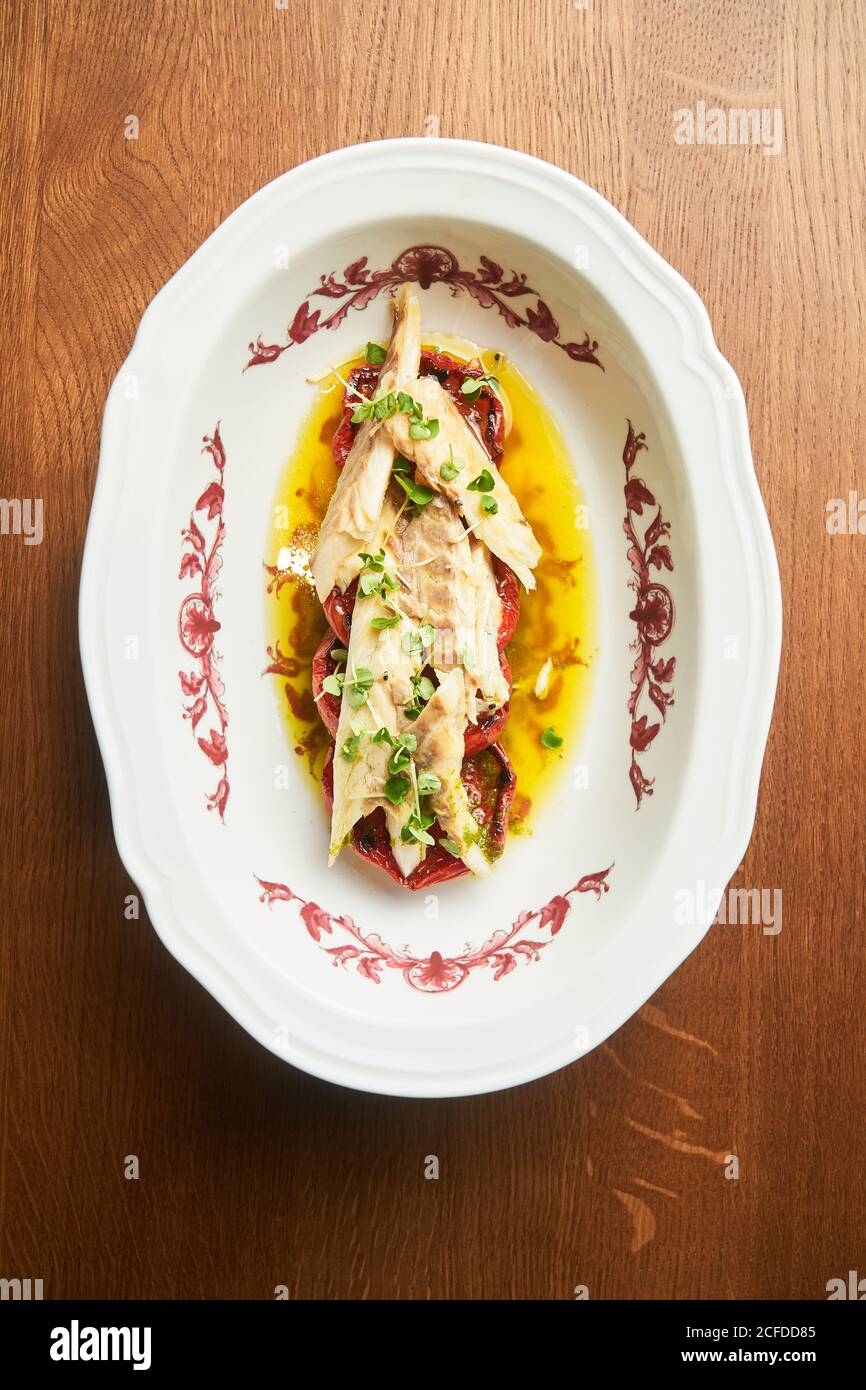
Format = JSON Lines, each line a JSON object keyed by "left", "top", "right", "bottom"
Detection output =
{"left": 310, "top": 628, "right": 343, "bottom": 739}
{"left": 493, "top": 559, "right": 520, "bottom": 649}
{"left": 322, "top": 576, "right": 356, "bottom": 647}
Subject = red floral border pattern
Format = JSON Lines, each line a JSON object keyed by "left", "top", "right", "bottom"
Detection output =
{"left": 245, "top": 244, "right": 602, "bottom": 371}
{"left": 256, "top": 867, "right": 612, "bottom": 993}
{"left": 178, "top": 425, "right": 230, "bottom": 820}
{"left": 622, "top": 422, "right": 676, "bottom": 808}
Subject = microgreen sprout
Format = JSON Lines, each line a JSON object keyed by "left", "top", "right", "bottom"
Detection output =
{"left": 400, "top": 761, "right": 436, "bottom": 845}
{"left": 383, "top": 774, "right": 410, "bottom": 805}
{"left": 467, "top": 469, "right": 495, "bottom": 493}
{"left": 402, "top": 622, "right": 435, "bottom": 657}
{"left": 356, "top": 549, "right": 399, "bottom": 600}
{"left": 460, "top": 373, "right": 500, "bottom": 403}
{"left": 339, "top": 726, "right": 363, "bottom": 762}
{"left": 345, "top": 666, "right": 374, "bottom": 709}
{"left": 394, "top": 474, "right": 434, "bottom": 507}
{"left": 409, "top": 417, "right": 440, "bottom": 441}
{"left": 540, "top": 726, "right": 563, "bottom": 749}
{"left": 440, "top": 446, "right": 465, "bottom": 483}
{"left": 403, "top": 672, "right": 435, "bottom": 721}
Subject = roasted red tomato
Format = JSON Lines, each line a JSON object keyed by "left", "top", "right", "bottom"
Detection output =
{"left": 463, "top": 652, "right": 511, "bottom": 756}
{"left": 418, "top": 350, "right": 505, "bottom": 460}
{"left": 493, "top": 559, "right": 520, "bottom": 649}
{"left": 310, "top": 627, "right": 343, "bottom": 739}
{"left": 322, "top": 576, "right": 356, "bottom": 647}
{"left": 330, "top": 366, "right": 380, "bottom": 467}
{"left": 321, "top": 741, "right": 516, "bottom": 890}
{"left": 330, "top": 351, "right": 504, "bottom": 467}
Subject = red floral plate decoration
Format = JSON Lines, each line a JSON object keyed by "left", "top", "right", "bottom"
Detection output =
{"left": 245, "top": 244, "right": 603, "bottom": 372}
{"left": 177, "top": 425, "right": 230, "bottom": 820}
{"left": 620, "top": 422, "right": 677, "bottom": 807}
{"left": 256, "top": 866, "right": 612, "bottom": 993}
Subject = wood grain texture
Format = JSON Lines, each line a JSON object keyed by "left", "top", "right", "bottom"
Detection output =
{"left": 1, "top": 0, "right": 863, "bottom": 1300}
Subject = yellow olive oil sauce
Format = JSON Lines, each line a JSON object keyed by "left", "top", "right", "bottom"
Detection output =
{"left": 264, "top": 341, "right": 598, "bottom": 835}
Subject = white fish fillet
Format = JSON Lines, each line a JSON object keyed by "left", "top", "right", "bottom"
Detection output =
{"left": 310, "top": 284, "right": 422, "bottom": 603}
{"left": 383, "top": 374, "right": 541, "bottom": 590}
{"left": 378, "top": 283, "right": 422, "bottom": 394}
{"left": 316, "top": 284, "right": 533, "bottom": 880}
{"left": 397, "top": 494, "right": 508, "bottom": 722}
{"left": 328, "top": 503, "right": 424, "bottom": 876}
{"left": 310, "top": 424, "right": 394, "bottom": 604}
{"left": 411, "top": 669, "right": 490, "bottom": 876}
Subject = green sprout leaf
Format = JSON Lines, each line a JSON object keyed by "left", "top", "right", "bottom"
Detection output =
{"left": 480, "top": 495, "right": 499, "bottom": 514}
{"left": 403, "top": 672, "right": 436, "bottom": 721}
{"left": 439, "top": 837, "right": 461, "bottom": 857}
{"left": 440, "top": 447, "right": 465, "bottom": 483}
{"left": 460, "top": 374, "right": 500, "bottom": 403}
{"left": 388, "top": 748, "right": 411, "bottom": 776}
{"left": 467, "top": 469, "right": 495, "bottom": 493}
{"left": 372, "top": 391, "right": 397, "bottom": 421}
{"left": 386, "top": 732, "right": 417, "bottom": 774}
{"left": 359, "top": 570, "right": 384, "bottom": 597}
{"left": 416, "top": 771, "right": 441, "bottom": 796}
{"left": 400, "top": 819, "right": 436, "bottom": 846}
{"left": 409, "top": 417, "right": 440, "bottom": 441}
{"left": 402, "top": 623, "right": 434, "bottom": 657}
{"left": 357, "top": 549, "right": 398, "bottom": 599}
{"left": 394, "top": 474, "right": 434, "bottom": 507}
{"left": 365, "top": 341, "right": 387, "bottom": 365}
{"left": 351, "top": 387, "right": 400, "bottom": 423}
{"left": 345, "top": 667, "right": 374, "bottom": 709}
{"left": 384, "top": 774, "right": 410, "bottom": 805}
{"left": 541, "top": 726, "right": 563, "bottom": 749}
{"left": 339, "top": 731, "right": 362, "bottom": 762}
{"left": 358, "top": 549, "right": 386, "bottom": 570}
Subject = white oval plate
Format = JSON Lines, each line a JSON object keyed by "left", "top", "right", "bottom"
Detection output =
{"left": 80, "top": 139, "right": 781, "bottom": 1097}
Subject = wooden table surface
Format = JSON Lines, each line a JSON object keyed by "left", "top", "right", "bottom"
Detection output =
{"left": 2, "top": 0, "right": 863, "bottom": 1301}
